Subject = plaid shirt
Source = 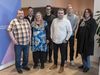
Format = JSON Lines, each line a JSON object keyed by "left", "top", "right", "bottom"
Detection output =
{"left": 7, "top": 18, "right": 31, "bottom": 45}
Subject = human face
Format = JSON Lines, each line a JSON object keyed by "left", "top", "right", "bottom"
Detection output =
{"left": 84, "top": 10, "right": 90, "bottom": 18}
{"left": 46, "top": 6, "right": 51, "bottom": 15}
{"left": 28, "top": 8, "right": 34, "bottom": 16}
{"left": 35, "top": 12, "right": 42, "bottom": 21}
{"left": 17, "top": 10, "right": 24, "bottom": 20}
{"left": 57, "top": 10, "right": 64, "bottom": 19}
{"left": 67, "top": 6, "right": 73, "bottom": 15}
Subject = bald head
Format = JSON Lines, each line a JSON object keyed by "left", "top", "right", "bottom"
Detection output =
{"left": 67, "top": 4, "right": 72, "bottom": 7}
{"left": 67, "top": 5, "right": 74, "bottom": 15}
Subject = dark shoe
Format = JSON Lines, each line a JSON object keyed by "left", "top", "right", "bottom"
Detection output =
{"left": 41, "top": 63, "right": 44, "bottom": 69}
{"left": 78, "top": 65, "right": 84, "bottom": 69}
{"left": 22, "top": 66, "right": 30, "bottom": 71}
{"left": 44, "top": 59, "right": 47, "bottom": 63}
{"left": 33, "top": 64, "right": 38, "bottom": 69}
{"left": 17, "top": 69, "right": 23, "bottom": 74}
{"left": 83, "top": 67, "right": 89, "bottom": 72}
{"left": 48, "top": 59, "right": 52, "bottom": 63}
{"left": 41, "top": 65, "right": 44, "bottom": 69}
{"left": 58, "top": 66, "right": 64, "bottom": 73}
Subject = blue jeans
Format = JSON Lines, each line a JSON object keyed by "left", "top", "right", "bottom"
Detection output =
{"left": 81, "top": 55, "right": 91, "bottom": 69}
{"left": 14, "top": 44, "right": 29, "bottom": 69}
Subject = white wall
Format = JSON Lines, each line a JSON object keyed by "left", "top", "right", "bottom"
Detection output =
{"left": 21, "top": 0, "right": 51, "bottom": 7}
{"left": 21, "top": 0, "right": 67, "bottom": 8}
{"left": 93, "top": 1, "right": 100, "bottom": 74}
{"left": 91, "top": 0, "right": 100, "bottom": 61}
{"left": 51, "top": 0, "right": 67, "bottom": 8}
{"left": 94, "top": 0, "right": 100, "bottom": 14}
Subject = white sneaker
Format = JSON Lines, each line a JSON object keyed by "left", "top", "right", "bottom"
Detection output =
{"left": 70, "top": 60, "right": 75, "bottom": 66}
{"left": 65, "top": 60, "right": 67, "bottom": 64}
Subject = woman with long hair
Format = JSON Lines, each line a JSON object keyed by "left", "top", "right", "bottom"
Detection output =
{"left": 31, "top": 12, "right": 48, "bottom": 69}
{"left": 76, "top": 8, "right": 97, "bottom": 72}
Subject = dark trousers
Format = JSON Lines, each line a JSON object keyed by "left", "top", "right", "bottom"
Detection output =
{"left": 45, "top": 41, "right": 53, "bottom": 61}
{"left": 53, "top": 42, "right": 67, "bottom": 67}
{"left": 48, "top": 41, "right": 53, "bottom": 60}
{"left": 65, "top": 36, "right": 74, "bottom": 61}
{"left": 33, "top": 51, "right": 45, "bottom": 66}
{"left": 14, "top": 45, "right": 29, "bottom": 69}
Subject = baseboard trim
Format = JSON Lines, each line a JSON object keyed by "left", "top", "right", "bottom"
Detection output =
{"left": 0, "top": 61, "right": 15, "bottom": 71}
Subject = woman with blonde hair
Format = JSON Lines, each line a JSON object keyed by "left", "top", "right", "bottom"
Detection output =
{"left": 31, "top": 12, "right": 48, "bottom": 69}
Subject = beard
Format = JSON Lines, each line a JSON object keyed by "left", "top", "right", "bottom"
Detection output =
{"left": 18, "top": 16, "right": 24, "bottom": 20}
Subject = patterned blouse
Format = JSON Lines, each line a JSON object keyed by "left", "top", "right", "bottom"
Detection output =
{"left": 31, "top": 21, "right": 48, "bottom": 52}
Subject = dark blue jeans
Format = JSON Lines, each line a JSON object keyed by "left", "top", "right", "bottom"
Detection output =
{"left": 81, "top": 54, "right": 91, "bottom": 69}
{"left": 14, "top": 44, "right": 29, "bottom": 69}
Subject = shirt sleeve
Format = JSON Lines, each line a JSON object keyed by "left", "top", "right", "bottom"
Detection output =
{"left": 50, "top": 19, "right": 55, "bottom": 39}
{"left": 73, "top": 15, "right": 79, "bottom": 33}
{"left": 7, "top": 20, "right": 15, "bottom": 32}
{"left": 44, "top": 21, "right": 49, "bottom": 40}
{"left": 89, "top": 19, "right": 97, "bottom": 42}
{"left": 66, "top": 20, "right": 72, "bottom": 41}
{"left": 44, "top": 21, "right": 48, "bottom": 27}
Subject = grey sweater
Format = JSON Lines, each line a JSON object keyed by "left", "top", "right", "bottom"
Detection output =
{"left": 64, "top": 14, "right": 78, "bottom": 35}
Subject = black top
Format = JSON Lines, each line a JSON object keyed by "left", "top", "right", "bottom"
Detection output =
{"left": 24, "top": 15, "right": 34, "bottom": 24}
{"left": 44, "top": 14, "right": 55, "bottom": 40}
{"left": 76, "top": 18, "right": 97, "bottom": 57}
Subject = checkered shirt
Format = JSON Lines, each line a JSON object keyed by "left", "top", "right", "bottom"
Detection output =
{"left": 7, "top": 18, "right": 31, "bottom": 45}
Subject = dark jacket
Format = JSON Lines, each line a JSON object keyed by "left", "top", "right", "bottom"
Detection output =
{"left": 76, "top": 18, "right": 97, "bottom": 57}
{"left": 24, "top": 15, "right": 34, "bottom": 24}
{"left": 44, "top": 14, "right": 55, "bottom": 40}
{"left": 25, "top": 15, "right": 34, "bottom": 42}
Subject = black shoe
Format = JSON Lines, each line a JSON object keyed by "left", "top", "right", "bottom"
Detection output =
{"left": 17, "top": 69, "right": 23, "bottom": 74}
{"left": 33, "top": 64, "right": 38, "bottom": 69}
{"left": 41, "top": 64, "right": 44, "bottom": 69}
{"left": 48, "top": 59, "right": 52, "bottom": 63}
{"left": 44, "top": 58, "right": 47, "bottom": 63}
{"left": 83, "top": 67, "right": 89, "bottom": 72}
{"left": 22, "top": 66, "right": 30, "bottom": 71}
{"left": 78, "top": 65, "right": 84, "bottom": 69}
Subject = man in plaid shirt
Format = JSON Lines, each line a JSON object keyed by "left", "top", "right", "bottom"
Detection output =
{"left": 7, "top": 9, "right": 31, "bottom": 74}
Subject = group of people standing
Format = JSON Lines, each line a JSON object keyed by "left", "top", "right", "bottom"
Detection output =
{"left": 7, "top": 4, "right": 97, "bottom": 74}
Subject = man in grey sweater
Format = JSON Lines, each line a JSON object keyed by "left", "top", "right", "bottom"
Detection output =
{"left": 64, "top": 5, "right": 78, "bottom": 66}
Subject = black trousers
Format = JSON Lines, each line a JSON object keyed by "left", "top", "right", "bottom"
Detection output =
{"left": 65, "top": 36, "right": 74, "bottom": 61}
{"left": 48, "top": 41, "right": 53, "bottom": 60}
{"left": 45, "top": 41, "right": 53, "bottom": 61}
{"left": 32, "top": 51, "right": 45, "bottom": 66}
{"left": 53, "top": 42, "right": 67, "bottom": 67}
